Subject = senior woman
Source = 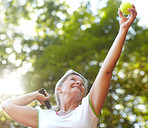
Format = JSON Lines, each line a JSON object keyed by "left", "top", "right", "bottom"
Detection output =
{"left": 2, "top": 5, "right": 137, "bottom": 128}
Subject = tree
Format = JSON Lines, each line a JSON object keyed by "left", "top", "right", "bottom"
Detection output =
{"left": 0, "top": 0, "right": 147, "bottom": 127}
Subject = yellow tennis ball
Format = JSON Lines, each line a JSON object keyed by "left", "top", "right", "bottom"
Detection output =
{"left": 120, "top": 2, "right": 132, "bottom": 15}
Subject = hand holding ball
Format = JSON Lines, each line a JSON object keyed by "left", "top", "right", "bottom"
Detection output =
{"left": 120, "top": 2, "right": 132, "bottom": 15}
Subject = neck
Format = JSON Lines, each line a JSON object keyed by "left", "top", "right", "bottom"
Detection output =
{"left": 58, "top": 95, "right": 80, "bottom": 115}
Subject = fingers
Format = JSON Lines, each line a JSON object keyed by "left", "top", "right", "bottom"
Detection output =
{"left": 128, "top": 7, "right": 137, "bottom": 22}
{"left": 43, "top": 90, "right": 51, "bottom": 100}
{"left": 43, "top": 90, "right": 50, "bottom": 101}
{"left": 46, "top": 95, "right": 51, "bottom": 101}
{"left": 119, "top": 4, "right": 137, "bottom": 18}
{"left": 132, "top": 4, "right": 136, "bottom": 9}
{"left": 118, "top": 8, "right": 123, "bottom": 18}
{"left": 129, "top": 4, "right": 137, "bottom": 16}
{"left": 44, "top": 90, "right": 48, "bottom": 96}
{"left": 129, "top": 6, "right": 137, "bottom": 15}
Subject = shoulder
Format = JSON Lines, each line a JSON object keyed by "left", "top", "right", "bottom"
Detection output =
{"left": 79, "top": 94, "right": 99, "bottom": 119}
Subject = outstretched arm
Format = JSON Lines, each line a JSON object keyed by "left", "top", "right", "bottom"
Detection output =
{"left": 89, "top": 5, "right": 137, "bottom": 117}
{"left": 2, "top": 90, "right": 49, "bottom": 128}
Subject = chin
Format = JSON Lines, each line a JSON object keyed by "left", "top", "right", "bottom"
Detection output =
{"left": 72, "top": 93, "right": 83, "bottom": 102}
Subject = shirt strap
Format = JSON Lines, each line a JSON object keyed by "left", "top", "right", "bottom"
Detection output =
{"left": 88, "top": 95, "right": 100, "bottom": 119}
{"left": 37, "top": 109, "right": 39, "bottom": 128}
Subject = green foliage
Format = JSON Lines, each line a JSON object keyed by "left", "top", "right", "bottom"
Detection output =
{"left": 0, "top": 0, "right": 148, "bottom": 127}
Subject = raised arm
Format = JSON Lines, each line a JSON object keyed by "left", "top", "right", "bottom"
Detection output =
{"left": 2, "top": 90, "right": 49, "bottom": 128}
{"left": 89, "top": 5, "right": 137, "bottom": 117}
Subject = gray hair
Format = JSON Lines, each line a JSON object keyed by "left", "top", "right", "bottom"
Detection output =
{"left": 54, "top": 69, "right": 88, "bottom": 108}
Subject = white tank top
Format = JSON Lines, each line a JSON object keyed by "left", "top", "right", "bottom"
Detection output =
{"left": 37, "top": 94, "right": 99, "bottom": 128}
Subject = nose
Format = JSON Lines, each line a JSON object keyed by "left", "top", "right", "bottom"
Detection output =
{"left": 76, "top": 80, "right": 82, "bottom": 86}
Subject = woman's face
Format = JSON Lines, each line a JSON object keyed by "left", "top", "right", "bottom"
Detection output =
{"left": 58, "top": 74, "right": 85, "bottom": 100}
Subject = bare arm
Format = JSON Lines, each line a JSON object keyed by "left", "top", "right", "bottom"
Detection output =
{"left": 89, "top": 5, "right": 137, "bottom": 116}
{"left": 2, "top": 90, "right": 49, "bottom": 128}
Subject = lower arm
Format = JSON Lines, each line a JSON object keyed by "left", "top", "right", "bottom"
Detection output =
{"left": 2, "top": 91, "right": 38, "bottom": 107}
{"left": 101, "top": 27, "right": 129, "bottom": 73}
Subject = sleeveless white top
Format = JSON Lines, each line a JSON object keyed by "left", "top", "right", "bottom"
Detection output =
{"left": 37, "top": 94, "right": 99, "bottom": 128}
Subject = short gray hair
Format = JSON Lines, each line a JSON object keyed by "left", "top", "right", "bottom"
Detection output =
{"left": 54, "top": 69, "right": 88, "bottom": 108}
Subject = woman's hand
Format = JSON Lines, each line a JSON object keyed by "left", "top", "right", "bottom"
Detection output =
{"left": 35, "top": 90, "right": 50, "bottom": 105}
{"left": 119, "top": 4, "right": 137, "bottom": 30}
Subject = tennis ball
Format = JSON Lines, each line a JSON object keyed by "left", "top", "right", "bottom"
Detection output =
{"left": 120, "top": 2, "right": 132, "bottom": 15}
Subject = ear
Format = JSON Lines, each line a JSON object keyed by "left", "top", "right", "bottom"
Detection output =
{"left": 57, "top": 87, "right": 62, "bottom": 93}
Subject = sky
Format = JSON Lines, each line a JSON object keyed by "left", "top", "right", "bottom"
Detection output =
{"left": 65, "top": 0, "right": 148, "bottom": 28}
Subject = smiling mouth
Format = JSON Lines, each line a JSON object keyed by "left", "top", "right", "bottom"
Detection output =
{"left": 72, "top": 86, "right": 82, "bottom": 93}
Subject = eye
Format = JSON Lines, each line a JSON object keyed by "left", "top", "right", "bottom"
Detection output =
{"left": 71, "top": 78, "right": 75, "bottom": 81}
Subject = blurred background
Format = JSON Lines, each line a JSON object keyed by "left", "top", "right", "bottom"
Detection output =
{"left": 0, "top": 0, "right": 148, "bottom": 127}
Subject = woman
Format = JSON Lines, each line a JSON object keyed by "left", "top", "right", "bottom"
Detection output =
{"left": 2, "top": 5, "right": 137, "bottom": 128}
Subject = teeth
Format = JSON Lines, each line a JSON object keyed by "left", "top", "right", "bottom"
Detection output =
{"left": 73, "top": 86, "right": 81, "bottom": 92}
